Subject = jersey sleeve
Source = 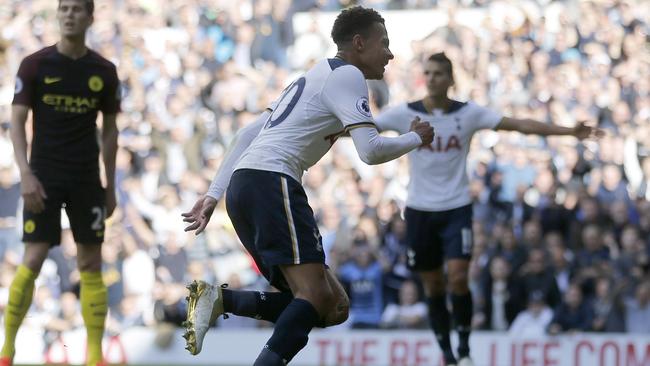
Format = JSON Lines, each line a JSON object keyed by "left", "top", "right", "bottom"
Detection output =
{"left": 101, "top": 64, "right": 121, "bottom": 114}
{"left": 374, "top": 104, "right": 409, "bottom": 133}
{"left": 469, "top": 102, "right": 503, "bottom": 131}
{"left": 349, "top": 125, "right": 421, "bottom": 165}
{"left": 321, "top": 65, "right": 376, "bottom": 131}
{"left": 12, "top": 56, "right": 38, "bottom": 106}
{"left": 205, "top": 111, "right": 268, "bottom": 200}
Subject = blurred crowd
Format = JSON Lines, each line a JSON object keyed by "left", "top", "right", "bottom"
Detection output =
{"left": 1, "top": 0, "right": 650, "bottom": 346}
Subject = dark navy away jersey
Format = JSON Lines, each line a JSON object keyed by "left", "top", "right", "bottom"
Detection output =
{"left": 13, "top": 45, "right": 120, "bottom": 179}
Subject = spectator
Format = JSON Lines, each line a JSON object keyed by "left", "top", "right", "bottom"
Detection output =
{"left": 476, "top": 256, "right": 518, "bottom": 331}
{"left": 574, "top": 224, "right": 612, "bottom": 296}
{"left": 380, "top": 214, "right": 412, "bottom": 305}
{"left": 592, "top": 277, "right": 626, "bottom": 333}
{"left": 380, "top": 280, "right": 427, "bottom": 329}
{"left": 548, "top": 284, "right": 595, "bottom": 334}
{"left": 513, "top": 248, "right": 562, "bottom": 313}
{"left": 546, "top": 232, "right": 575, "bottom": 294}
{"left": 508, "top": 291, "right": 553, "bottom": 337}
{"left": 624, "top": 282, "right": 650, "bottom": 334}
{"left": 596, "top": 165, "right": 632, "bottom": 207}
{"left": 488, "top": 223, "right": 527, "bottom": 275}
{"left": 338, "top": 244, "right": 384, "bottom": 329}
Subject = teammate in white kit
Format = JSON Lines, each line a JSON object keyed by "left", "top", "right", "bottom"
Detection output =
{"left": 180, "top": 7, "right": 434, "bottom": 365}
{"left": 375, "top": 52, "right": 602, "bottom": 366}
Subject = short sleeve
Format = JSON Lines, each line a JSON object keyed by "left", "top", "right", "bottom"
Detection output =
{"left": 12, "top": 57, "right": 37, "bottom": 106}
{"left": 374, "top": 104, "right": 410, "bottom": 134}
{"left": 101, "top": 64, "right": 120, "bottom": 114}
{"left": 321, "top": 65, "right": 376, "bottom": 131}
{"left": 469, "top": 102, "right": 502, "bottom": 131}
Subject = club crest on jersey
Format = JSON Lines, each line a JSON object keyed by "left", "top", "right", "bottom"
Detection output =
{"left": 356, "top": 97, "right": 371, "bottom": 117}
{"left": 24, "top": 219, "right": 36, "bottom": 234}
{"left": 88, "top": 75, "right": 104, "bottom": 92}
{"left": 14, "top": 77, "right": 23, "bottom": 94}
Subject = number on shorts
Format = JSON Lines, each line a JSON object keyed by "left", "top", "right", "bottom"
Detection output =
{"left": 91, "top": 206, "right": 106, "bottom": 230}
{"left": 461, "top": 228, "right": 473, "bottom": 255}
{"left": 266, "top": 77, "right": 306, "bottom": 128}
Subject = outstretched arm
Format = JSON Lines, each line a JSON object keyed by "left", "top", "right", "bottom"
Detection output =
{"left": 182, "top": 111, "right": 268, "bottom": 234}
{"left": 496, "top": 117, "right": 603, "bottom": 139}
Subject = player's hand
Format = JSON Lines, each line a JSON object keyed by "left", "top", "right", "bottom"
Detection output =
{"left": 105, "top": 185, "right": 117, "bottom": 218}
{"left": 21, "top": 172, "right": 47, "bottom": 213}
{"left": 409, "top": 117, "right": 434, "bottom": 146}
{"left": 573, "top": 120, "right": 604, "bottom": 139}
{"left": 182, "top": 195, "right": 218, "bottom": 235}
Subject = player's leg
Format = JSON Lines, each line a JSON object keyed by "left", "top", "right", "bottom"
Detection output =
{"left": 76, "top": 243, "right": 107, "bottom": 366}
{"left": 442, "top": 204, "right": 474, "bottom": 365}
{"left": 420, "top": 269, "right": 456, "bottom": 365}
{"left": 447, "top": 259, "right": 472, "bottom": 363}
{"left": 404, "top": 207, "right": 457, "bottom": 365}
{"left": 226, "top": 168, "right": 340, "bottom": 328}
{"left": 0, "top": 242, "right": 48, "bottom": 363}
{"left": 184, "top": 169, "right": 307, "bottom": 356}
{"left": 321, "top": 268, "right": 350, "bottom": 326}
{"left": 1, "top": 188, "right": 61, "bottom": 364}
{"left": 253, "top": 263, "right": 335, "bottom": 365}
{"left": 220, "top": 179, "right": 294, "bottom": 323}
{"left": 229, "top": 169, "right": 333, "bottom": 365}
{"left": 66, "top": 182, "right": 108, "bottom": 366}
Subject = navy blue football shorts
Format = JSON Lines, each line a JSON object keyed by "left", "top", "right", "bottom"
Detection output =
{"left": 404, "top": 204, "right": 473, "bottom": 271}
{"left": 226, "top": 168, "right": 325, "bottom": 293}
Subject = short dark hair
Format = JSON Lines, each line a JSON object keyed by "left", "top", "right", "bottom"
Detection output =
{"left": 58, "top": 0, "right": 94, "bottom": 15}
{"left": 428, "top": 52, "right": 453, "bottom": 76}
{"left": 331, "top": 6, "right": 385, "bottom": 47}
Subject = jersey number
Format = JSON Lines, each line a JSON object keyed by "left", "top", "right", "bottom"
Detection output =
{"left": 91, "top": 206, "right": 106, "bottom": 231}
{"left": 267, "top": 77, "right": 306, "bottom": 128}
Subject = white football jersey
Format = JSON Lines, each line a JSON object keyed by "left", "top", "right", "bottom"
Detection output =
{"left": 375, "top": 100, "right": 502, "bottom": 211}
{"left": 235, "top": 58, "right": 376, "bottom": 182}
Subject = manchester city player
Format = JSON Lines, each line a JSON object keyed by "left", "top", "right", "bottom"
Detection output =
{"left": 2, "top": 1, "right": 119, "bottom": 366}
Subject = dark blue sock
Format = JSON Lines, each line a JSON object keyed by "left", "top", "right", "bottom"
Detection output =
{"left": 451, "top": 293, "right": 473, "bottom": 358}
{"left": 254, "top": 346, "right": 286, "bottom": 366}
{"left": 428, "top": 295, "right": 456, "bottom": 364}
{"left": 256, "top": 298, "right": 319, "bottom": 364}
{"left": 222, "top": 289, "right": 293, "bottom": 323}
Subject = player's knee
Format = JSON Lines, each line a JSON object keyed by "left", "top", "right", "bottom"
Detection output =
{"left": 423, "top": 276, "right": 446, "bottom": 297}
{"left": 324, "top": 293, "right": 349, "bottom": 326}
{"left": 296, "top": 286, "right": 336, "bottom": 317}
{"left": 448, "top": 271, "right": 469, "bottom": 294}
{"left": 77, "top": 252, "right": 102, "bottom": 272}
{"left": 22, "top": 243, "right": 49, "bottom": 272}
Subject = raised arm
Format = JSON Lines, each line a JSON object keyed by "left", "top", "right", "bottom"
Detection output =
{"left": 182, "top": 111, "right": 268, "bottom": 234}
